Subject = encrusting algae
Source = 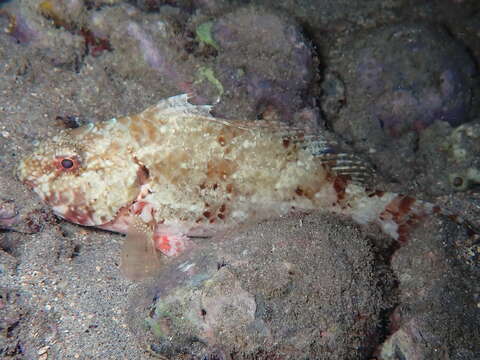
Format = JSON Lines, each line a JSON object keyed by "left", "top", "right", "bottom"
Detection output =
{"left": 17, "top": 94, "right": 475, "bottom": 279}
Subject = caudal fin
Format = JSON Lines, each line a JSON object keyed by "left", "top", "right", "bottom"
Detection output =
{"left": 344, "top": 186, "right": 478, "bottom": 245}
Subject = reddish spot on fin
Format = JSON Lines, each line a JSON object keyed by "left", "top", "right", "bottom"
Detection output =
{"left": 157, "top": 235, "right": 171, "bottom": 253}
{"left": 383, "top": 195, "right": 416, "bottom": 219}
{"left": 333, "top": 176, "right": 348, "bottom": 201}
{"left": 382, "top": 195, "right": 422, "bottom": 244}
{"left": 132, "top": 201, "right": 147, "bottom": 214}
{"left": 153, "top": 233, "right": 187, "bottom": 256}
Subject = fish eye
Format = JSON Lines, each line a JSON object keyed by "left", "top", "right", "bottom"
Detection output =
{"left": 61, "top": 158, "right": 74, "bottom": 169}
{"left": 54, "top": 155, "right": 80, "bottom": 172}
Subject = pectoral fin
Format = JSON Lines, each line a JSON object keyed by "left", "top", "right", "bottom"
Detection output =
{"left": 120, "top": 227, "right": 161, "bottom": 281}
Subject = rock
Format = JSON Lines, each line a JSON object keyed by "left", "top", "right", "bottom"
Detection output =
{"left": 128, "top": 213, "right": 395, "bottom": 359}
{"left": 328, "top": 23, "right": 477, "bottom": 191}
{"left": 377, "top": 215, "right": 480, "bottom": 359}
{"left": 413, "top": 118, "right": 480, "bottom": 195}
{"left": 333, "top": 23, "right": 475, "bottom": 139}
{"left": 190, "top": 5, "right": 317, "bottom": 124}
{"left": 443, "top": 120, "right": 480, "bottom": 191}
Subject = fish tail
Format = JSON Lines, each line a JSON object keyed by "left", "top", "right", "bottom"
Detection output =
{"left": 346, "top": 188, "right": 477, "bottom": 244}
{"left": 282, "top": 129, "right": 477, "bottom": 244}
{"left": 369, "top": 192, "right": 434, "bottom": 244}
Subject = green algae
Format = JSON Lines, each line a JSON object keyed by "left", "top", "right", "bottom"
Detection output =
{"left": 145, "top": 317, "right": 165, "bottom": 338}
{"left": 194, "top": 66, "right": 224, "bottom": 99}
{"left": 196, "top": 21, "right": 219, "bottom": 50}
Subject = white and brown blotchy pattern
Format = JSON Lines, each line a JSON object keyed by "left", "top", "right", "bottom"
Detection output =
{"left": 17, "top": 95, "right": 450, "bottom": 266}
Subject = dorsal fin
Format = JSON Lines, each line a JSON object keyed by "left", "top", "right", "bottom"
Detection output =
{"left": 152, "top": 94, "right": 259, "bottom": 131}
{"left": 235, "top": 121, "right": 375, "bottom": 185}
{"left": 317, "top": 152, "right": 374, "bottom": 185}
{"left": 299, "top": 134, "right": 375, "bottom": 185}
{"left": 153, "top": 94, "right": 214, "bottom": 118}
{"left": 155, "top": 95, "right": 374, "bottom": 185}
{"left": 221, "top": 118, "right": 375, "bottom": 185}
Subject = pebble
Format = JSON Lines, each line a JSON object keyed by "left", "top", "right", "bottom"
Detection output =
{"left": 37, "top": 345, "right": 49, "bottom": 355}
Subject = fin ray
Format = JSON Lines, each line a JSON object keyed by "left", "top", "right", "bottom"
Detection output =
{"left": 153, "top": 94, "right": 214, "bottom": 118}
{"left": 157, "top": 95, "right": 374, "bottom": 184}
{"left": 305, "top": 140, "right": 374, "bottom": 185}
{"left": 120, "top": 227, "right": 161, "bottom": 281}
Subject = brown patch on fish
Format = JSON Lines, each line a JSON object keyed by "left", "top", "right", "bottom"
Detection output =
{"left": 144, "top": 119, "right": 158, "bottom": 143}
{"left": 128, "top": 116, "right": 144, "bottom": 144}
{"left": 207, "top": 159, "right": 237, "bottom": 180}
{"left": 217, "top": 135, "right": 226, "bottom": 146}
{"left": 333, "top": 176, "right": 348, "bottom": 201}
{"left": 153, "top": 151, "right": 190, "bottom": 183}
{"left": 134, "top": 162, "right": 150, "bottom": 185}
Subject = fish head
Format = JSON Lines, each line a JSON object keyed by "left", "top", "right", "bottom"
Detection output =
{"left": 17, "top": 124, "right": 144, "bottom": 226}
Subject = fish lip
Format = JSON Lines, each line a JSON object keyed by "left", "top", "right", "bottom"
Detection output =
{"left": 95, "top": 204, "right": 141, "bottom": 232}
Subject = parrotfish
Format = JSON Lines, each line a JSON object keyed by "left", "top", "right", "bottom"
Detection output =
{"left": 16, "top": 94, "right": 470, "bottom": 279}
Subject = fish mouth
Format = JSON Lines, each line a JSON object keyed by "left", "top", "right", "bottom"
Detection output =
{"left": 51, "top": 204, "right": 97, "bottom": 227}
{"left": 97, "top": 205, "right": 134, "bottom": 234}
{"left": 97, "top": 186, "right": 154, "bottom": 234}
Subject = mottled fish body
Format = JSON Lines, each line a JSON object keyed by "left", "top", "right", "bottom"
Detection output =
{"left": 17, "top": 95, "right": 453, "bottom": 278}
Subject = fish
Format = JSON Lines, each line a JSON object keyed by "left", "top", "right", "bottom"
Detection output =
{"left": 16, "top": 94, "right": 475, "bottom": 279}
